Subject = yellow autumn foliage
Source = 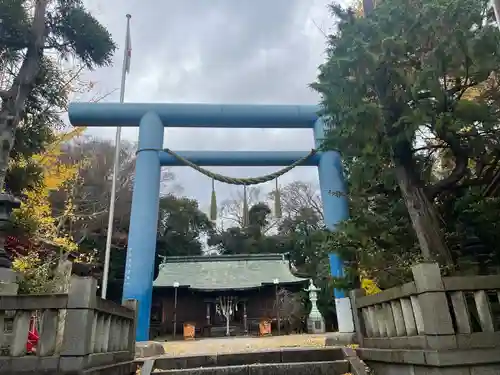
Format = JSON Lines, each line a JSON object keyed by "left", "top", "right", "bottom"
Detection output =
{"left": 12, "top": 127, "right": 87, "bottom": 253}
{"left": 12, "top": 250, "right": 41, "bottom": 272}
{"left": 361, "top": 278, "right": 382, "bottom": 295}
{"left": 11, "top": 250, "right": 58, "bottom": 294}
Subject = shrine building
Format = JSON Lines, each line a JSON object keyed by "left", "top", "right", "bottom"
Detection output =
{"left": 150, "top": 253, "right": 307, "bottom": 338}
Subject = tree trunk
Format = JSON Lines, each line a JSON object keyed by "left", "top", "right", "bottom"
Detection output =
{"left": 0, "top": 0, "right": 49, "bottom": 190}
{"left": 394, "top": 164, "right": 454, "bottom": 265}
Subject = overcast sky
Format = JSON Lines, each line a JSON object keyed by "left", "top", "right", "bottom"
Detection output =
{"left": 78, "top": 0, "right": 342, "bottom": 214}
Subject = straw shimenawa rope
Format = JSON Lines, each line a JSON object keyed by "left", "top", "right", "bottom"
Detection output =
{"left": 164, "top": 148, "right": 318, "bottom": 221}
{"left": 163, "top": 148, "right": 317, "bottom": 185}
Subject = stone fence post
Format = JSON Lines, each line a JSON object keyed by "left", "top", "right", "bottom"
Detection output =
{"left": 123, "top": 298, "right": 138, "bottom": 354}
{"left": 59, "top": 276, "right": 97, "bottom": 372}
{"left": 349, "top": 289, "right": 366, "bottom": 346}
{"left": 411, "top": 262, "right": 456, "bottom": 350}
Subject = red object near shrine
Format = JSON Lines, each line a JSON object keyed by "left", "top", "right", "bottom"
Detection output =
{"left": 26, "top": 316, "right": 39, "bottom": 353}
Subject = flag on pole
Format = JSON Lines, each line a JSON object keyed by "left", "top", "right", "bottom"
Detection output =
{"left": 124, "top": 14, "right": 132, "bottom": 73}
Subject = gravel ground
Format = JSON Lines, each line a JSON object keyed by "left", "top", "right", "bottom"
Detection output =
{"left": 160, "top": 334, "right": 328, "bottom": 356}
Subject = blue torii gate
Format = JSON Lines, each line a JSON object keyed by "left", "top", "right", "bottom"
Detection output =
{"left": 68, "top": 102, "right": 354, "bottom": 341}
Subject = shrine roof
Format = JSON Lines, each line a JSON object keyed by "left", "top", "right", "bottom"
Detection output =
{"left": 153, "top": 253, "right": 308, "bottom": 291}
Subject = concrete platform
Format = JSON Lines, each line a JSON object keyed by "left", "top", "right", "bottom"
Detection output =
{"left": 148, "top": 333, "right": 354, "bottom": 358}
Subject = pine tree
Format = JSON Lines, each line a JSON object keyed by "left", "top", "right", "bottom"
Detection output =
{"left": 0, "top": 0, "right": 115, "bottom": 189}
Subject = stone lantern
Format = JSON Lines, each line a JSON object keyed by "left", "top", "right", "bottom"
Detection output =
{"left": 0, "top": 193, "right": 21, "bottom": 292}
{"left": 305, "top": 279, "right": 326, "bottom": 334}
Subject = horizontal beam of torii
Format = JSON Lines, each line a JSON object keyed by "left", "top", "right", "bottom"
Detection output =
{"left": 158, "top": 151, "right": 321, "bottom": 167}
{"left": 68, "top": 102, "right": 321, "bottom": 128}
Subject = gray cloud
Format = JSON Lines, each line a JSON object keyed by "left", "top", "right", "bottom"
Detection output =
{"left": 79, "top": 0, "right": 339, "bottom": 213}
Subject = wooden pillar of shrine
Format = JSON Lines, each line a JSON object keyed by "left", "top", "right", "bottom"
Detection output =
{"left": 243, "top": 300, "right": 248, "bottom": 335}
{"left": 205, "top": 300, "right": 211, "bottom": 337}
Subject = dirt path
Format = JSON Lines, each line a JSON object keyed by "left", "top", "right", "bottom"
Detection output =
{"left": 160, "top": 334, "right": 329, "bottom": 356}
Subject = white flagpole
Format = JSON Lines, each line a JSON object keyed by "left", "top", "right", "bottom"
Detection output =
{"left": 102, "top": 14, "right": 132, "bottom": 299}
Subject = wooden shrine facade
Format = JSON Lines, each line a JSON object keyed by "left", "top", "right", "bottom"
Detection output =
{"left": 150, "top": 253, "right": 307, "bottom": 338}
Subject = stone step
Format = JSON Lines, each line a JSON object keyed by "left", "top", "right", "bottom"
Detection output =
{"left": 152, "top": 347, "right": 345, "bottom": 370}
{"left": 154, "top": 360, "right": 351, "bottom": 375}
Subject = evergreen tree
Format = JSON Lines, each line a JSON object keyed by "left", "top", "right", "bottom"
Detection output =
{"left": 0, "top": 0, "right": 115, "bottom": 189}
{"left": 313, "top": 0, "right": 500, "bottom": 266}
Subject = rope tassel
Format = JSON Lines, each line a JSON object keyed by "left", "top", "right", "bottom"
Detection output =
{"left": 274, "top": 178, "right": 282, "bottom": 219}
{"left": 210, "top": 178, "right": 217, "bottom": 221}
{"left": 243, "top": 185, "right": 249, "bottom": 227}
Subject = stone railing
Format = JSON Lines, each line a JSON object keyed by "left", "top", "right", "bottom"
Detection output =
{"left": 0, "top": 276, "right": 137, "bottom": 374}
{"left": 351, "top": 262, "right": 500, "bottom": 374}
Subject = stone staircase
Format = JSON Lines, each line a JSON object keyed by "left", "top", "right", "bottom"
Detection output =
{"left": 137, "top": 347, "right": 367, "bottom": 374}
